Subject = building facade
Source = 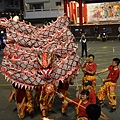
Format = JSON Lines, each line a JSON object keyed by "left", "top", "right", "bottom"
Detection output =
{"left": 0, "top": 0, "right": 23, "bottom": 19}
{"left": 24, "top": 0, "right": 64, "bottom": 24}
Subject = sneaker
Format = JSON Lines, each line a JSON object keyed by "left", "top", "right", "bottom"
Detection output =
{"left": 13, "top": 107, "right": 17, "bottom": 112}
{"left": 30, "top": 113, "right": 34, "bottom": 119}
{"left": 100, "top": 101, "right": 104, "bottom": 107}
{"left": 101, "top": 103, "right": 107, "bottom": 108}
{"left": 109, "top": 108, "right": 116, "bottom": 113}
{"left": 61, "top": 112, "right": 68, "bottom": 117}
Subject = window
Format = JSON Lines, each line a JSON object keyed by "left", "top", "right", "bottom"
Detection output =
{"left": 10, "top": 0, "right": 14, "bottom": 5}
{"left": 30, "top": 3, "right": 44, "bottom": 9}
{"left": 56, "top": 2, "right": 61, "bottom": 6}
{"left": 15, "top": 1, "right": 18, "bottom": 6}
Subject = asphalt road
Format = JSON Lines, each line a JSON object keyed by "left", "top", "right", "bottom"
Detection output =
{"left": 0, "top": 40, "right": 120, "bottom": 120}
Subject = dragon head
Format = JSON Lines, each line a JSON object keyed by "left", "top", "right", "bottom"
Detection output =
{"left": 37, "top": 51, "right": 54, "bottom": 69}
{"left": 37, "top": 51, "right": 54, "bottom": 77}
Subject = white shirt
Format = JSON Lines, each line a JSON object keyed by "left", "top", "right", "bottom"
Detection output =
{"left": 80, "top": 39, "right": 86, "bottom": 43}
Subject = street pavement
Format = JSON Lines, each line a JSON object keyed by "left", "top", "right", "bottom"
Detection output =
{"left": 0, "top": 40, "right": 120, "bottom": 120}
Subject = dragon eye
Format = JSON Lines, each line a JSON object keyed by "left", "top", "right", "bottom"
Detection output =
{"left": 37, "top": 71, "right": 42, "bottom": 75}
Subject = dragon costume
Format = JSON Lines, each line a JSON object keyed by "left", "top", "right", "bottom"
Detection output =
{"left": 0, "top": 15, "right": 80, "bottom": 118}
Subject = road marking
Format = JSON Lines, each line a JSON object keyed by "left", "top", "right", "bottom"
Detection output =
{"left": 87, "top": 48, "right": 90, "bottom": 51}
{"left": 0, "top": 84, "right": 120, "bottom": 87}
{"left": 70, "top": 84, "right": 120, "bottom": 87}
{"left": 0, "top": 84, "right": 11, "bottom": 86}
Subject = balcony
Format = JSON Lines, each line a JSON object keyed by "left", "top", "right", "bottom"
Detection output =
{"left": 24, "top": 8, "right": 64, "bottom": 19}
{"left": 25, "top": 0, "right": 50, "bottom": 3}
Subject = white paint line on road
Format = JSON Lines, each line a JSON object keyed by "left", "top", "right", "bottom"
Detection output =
{"left": 70, "top": 84, "right": 120, "bottom": 87}
{"left": 1, "top": 84, "right": 120, "bottom": 87}
{"left": 87, "top": 48, "right": 90, "bottom": 51}
{"left": 0, "top": 84, "right": 11, "bottom": 86}
{"left": 113, "top": 47, "right": 115, "bottom": 52}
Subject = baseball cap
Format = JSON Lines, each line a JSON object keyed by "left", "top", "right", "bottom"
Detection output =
{"left": 84, "top": 80, "right": 92, "bottom": 86}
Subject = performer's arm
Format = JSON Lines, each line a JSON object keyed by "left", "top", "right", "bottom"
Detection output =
{"left": 103, "top": 70, "right": 119, "bottom": 83}
{"left": 101, "top": 111, "right": 109, "bottom": 120}
{"left": 84, "top": 68, "right": 95, "bottom": 75}
{"left": 81, "top": 57, "right": 89, "bottom": 68}
{"left": 8, "top": 89, "right": 16, "bottom": 102}
{"left": 58, "top": 92, "right": 78, "bottom": 105}
{"left": 18, "top": 97, "right": 25, "bottom": 112}
{"left": 82, "top": 61, "right": 97, "bottom": 76}
{"left": 96, "top": 68, "right": 108, "bottom": 74}
{"left": 102, "top": 78, "right": 111, "bottom": 83}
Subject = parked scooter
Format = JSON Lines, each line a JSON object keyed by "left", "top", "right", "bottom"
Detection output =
{"left": 100, "top": 28, "right": 108, "bottom": 42}
{"left": 101, "top": 32, "right": 107, "bottom": 42}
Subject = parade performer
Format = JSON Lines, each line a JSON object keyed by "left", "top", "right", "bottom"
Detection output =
{"left": 76, "top": 81, "right": 108, "bottom": 120}
{"left": 86, "top": 104, "right": 101, "bottom": 120}
{"left": 8, "top": 83, "right": 34, "bottom": 119}
{"left": 96, "top": 58, "right": 120, "bottom": 112}
{"left": 39, "top": 82, "right": 56, "bottom": 117}
{"left": 82, "top": 80, "right": 108, "bottom": 119}
{"left": 57, "top": 78, "right": 70, "bottom": 116}
{"left": 58, "top": 89, "right": 91, "bottom": 120}
{"left": 57, "top": 74, "right": 76, "bottom": 116}
{"left": 34, "top": 86, "right": 42, "bottom": 110}
{"left": 83, "top": 80, "right": 97, "bottom": 104}
{"left": 0, "top": 14, "right": 80, "bottom": 119}
{"left": 86, "top": 104, "right": 109, "bottom": 120}
{"left": 81, "top": 54, "right": 97, "bottom": 91}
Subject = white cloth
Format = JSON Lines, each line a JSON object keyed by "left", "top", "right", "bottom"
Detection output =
{"left": 80, "top": 39, "right": 86, "bottom": 43}
{"left": 118, "top": 26, "right": 120, "bottom": 32}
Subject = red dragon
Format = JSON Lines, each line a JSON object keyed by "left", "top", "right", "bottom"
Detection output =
{"left": 0, "top": 15, "right": 80, "bottom": 118}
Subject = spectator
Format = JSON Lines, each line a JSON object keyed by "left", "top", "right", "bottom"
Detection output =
{"left": 80, "top": 28, "right": 86, "bottom": 38}
{"left": 80, "top": 35, "right": 87, "bottom": 58}
{"left": 94, "top": 25, "right": 99, "bottom": 37}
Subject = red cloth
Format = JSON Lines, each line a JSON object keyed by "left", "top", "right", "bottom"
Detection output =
{"left": 72, "top": 99, "right": 91, "bottom": 117}
{"left": 89, "top": 89, "right": 96, "bottom": 104}
{"left": 107, "top": 65, "right": 119, "bottom": 83}
{"left": 16, "top": 88, "right": 28, "bottom": 103}
{"left": 84, "top": 62, "right": 97, "bottom": 76}
{"left": 58, "top": 80, "right": 69, "bottom": 91}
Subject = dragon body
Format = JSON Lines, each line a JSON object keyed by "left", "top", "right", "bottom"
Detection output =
{"left": 0, "top": 15, "right": 80, "bottom": 89}
{"left": 0, "top": 15, "right": 80, "bottom": 118}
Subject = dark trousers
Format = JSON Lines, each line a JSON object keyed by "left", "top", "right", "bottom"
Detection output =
{"left": 81, "top": 45, "right": 87, "bottom": 57}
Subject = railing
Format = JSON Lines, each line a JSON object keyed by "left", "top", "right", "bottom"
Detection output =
{"left": 25, "top": 0, "right": 49, "bottom": 3}
{"left": 25, "top": 7, "right": 64, "bottom": 12}
{"left": 24, "top": 8, "right": 64, "bottom": 19}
